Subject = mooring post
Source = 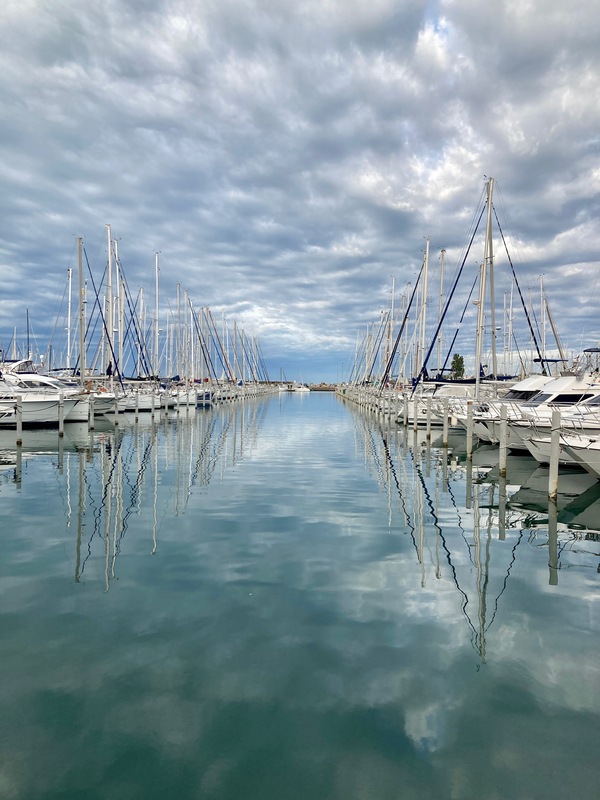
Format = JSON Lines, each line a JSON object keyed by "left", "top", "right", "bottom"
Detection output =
{"left": 88, "top": 393, "right": 95, "bottom": 431}
{"left": 16, "top": 396, "right": 23, "bottom": 446}
{"left": 498, "top": 474, "right": 507, "bottom": 540}
{"left": 548, "top": 408, "right": 561, "bottom": 501}
{"left": 15, "top": 445, "right": 22, "bottom": 487}
{"left": 426, "top": 398, "right": 432, "bottom": 439}
{"left": 465, "top": 459, "right": 473, "bottom": 509}
{"left": 58, "top": 392, "right": 65, "bottom": 437}
{"left": 466, "top": 400, "right": 473, "bottom": 460}
{"left": 499, "top": 404, "right": 508, "bottom": 477}
{"left": 442, "top": 398, "right": 449, "bottom": 447}
{"left": 548, "top": 499, "right": 559, "bottom": 586}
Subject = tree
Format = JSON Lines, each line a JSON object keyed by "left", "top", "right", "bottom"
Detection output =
{"left": 450, "top": 353, "right": 465, "bottom": 380}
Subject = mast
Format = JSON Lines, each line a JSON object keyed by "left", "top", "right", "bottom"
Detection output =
{"left": 545, "top": 294, "right": 566, "bottom": 366}
{"left": 66, "top": 267, "right": 72, "bottom": 370}
{"left": 77, "top": 237, "right": 86, "bottom": 386}
{"left": 154, "top": 251, "right": 160, "bottom": 378}
{"left": 241, "top": 325, "right": 245, "bottom": 383}
{"left": 503, "top": 291, "right": 508, "bottom": 377}
{"left": 485, "top": 178, "right": 498, "bottom": 378}
{"left": 385, "top": 276, "right": 395, "bottom": 371}
{"left": 106, "top": 224, "right": 113, "bottom": 374}
{"left": 419, "top": 238, "right": 430, "bottom": 378}
{"left": 115, "top": 239, "right": 123, "bottom": 380}
{"left": 138, "top": 288, "right": 144, "bottom": 377}
{"left": 540, "top": 274, "right": 546, "bottom": 364}
{"left": 436, "top": 248, "right": 446, "bottom": 376}
{"left": 475, "top": 177, "right": 495, "bottom": 397}
{"left": 508, "top": 283, "right": 514, "bottom": 376}
{"left": 233, "top": 321, "right": 239, "bottom": 381}
{"left": 188, "top": 295, "right": 195, "bottom": 381}
{"left": 176, "top": 283, "right": 182, "bottom": 378}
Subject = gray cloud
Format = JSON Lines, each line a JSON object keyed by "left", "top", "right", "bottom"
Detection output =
{"left": 1, "top": 0, "right": 599, "bottom": 379}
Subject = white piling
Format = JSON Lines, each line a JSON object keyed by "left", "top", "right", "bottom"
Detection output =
{"left": 442, "top": 398, "right": 449, "bottom": 447}
{"left": 16, "top": 396, "right": 23, "bottom": 446}
{"left": 498, "top": 475, "right": 507, "bottom": 541}
{"left": 548, "top": 499, "right": 559, "bottom": 585}
{"left": 58, "top": 392, "right": 65, "bottom": 437}
{"left": 499, "top": 404, "right": 508, "bottom": 477}
{"left": 426, "top": 398, "right": 432, "bottom": 439}
{"left": 466, "top": 400, "right": 473, "bottom": 460}
{"left": 548, "top": 408, "right": 561, "bottom": 501}
{"left": 88, "top": 393, "right": 95, "bottom": 430}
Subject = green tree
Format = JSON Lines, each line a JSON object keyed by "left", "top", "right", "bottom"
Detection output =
{"left": 450, "top": 353, "right": 465, "bottom": 379}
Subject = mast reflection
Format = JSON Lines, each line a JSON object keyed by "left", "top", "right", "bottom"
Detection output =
{"left": 0, "top": 402, "right": 272, "bottom": 592}
{"left": 347, "top": 406, "right": 600, "bottom": 662}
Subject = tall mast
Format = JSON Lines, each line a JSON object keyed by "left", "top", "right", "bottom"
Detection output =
{"left": 138, "top": 288, "right": 144, "bottom": 377}
{"left": 154, "top": 251, "right": 160, "bottom": 378}
{"left": 188, "top": 295, "right": 195, "bottom": 381}
{"left": 176, "top": 283, "right": 182, "bottom": 378}
{"left": 385, "top": 275, "right": 395, "bottom": 370}
{"left": 475, "top": 178, "right": 495, "bottom": 397}
{"left": 66, "top": 267, "right": 72, "bottom": 370}
{"left": 540, "top": 274, "right": 546, "bottom": 364}
{"left": 77, "top": 237, "right": 86, "bottom": 385}
{"left": 233, "top": 321, "right": 239, "bottom": 381}
{"left": 106, "top": 224, "right": 113, "bottom": 373}
{"left": 241, "top": 325, "right": 245, "bottom": 383}
{"left": 436, "top": 248, "right": 446, "bottom": 376}
{"left": 418, "top": 239, "right": 430, "bottom": 378}
{"left": 114, "top": 239, "right": 123, "bottom": 379}
{"left": 485, "top": 178, "right": 498, "bottom": 378}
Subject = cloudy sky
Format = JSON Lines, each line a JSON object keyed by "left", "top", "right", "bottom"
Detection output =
{"left": 0, "top": 0, "right": 598, "bottom": 382}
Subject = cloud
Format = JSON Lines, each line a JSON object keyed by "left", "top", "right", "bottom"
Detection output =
{"left": 0, "top": 0, "right": 599, "bottom": 381}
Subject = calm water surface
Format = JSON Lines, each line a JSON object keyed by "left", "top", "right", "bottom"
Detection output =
{"left": 0, "top": 392, "right": 598, "bottom": 799}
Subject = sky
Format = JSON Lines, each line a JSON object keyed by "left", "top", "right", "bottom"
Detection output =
{"left": 0, "top": 0, "right": 599, "bottom": 383}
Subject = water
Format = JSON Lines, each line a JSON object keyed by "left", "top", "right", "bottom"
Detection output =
{"left": 1, "top": 392, "right": 598, "bottom": 799}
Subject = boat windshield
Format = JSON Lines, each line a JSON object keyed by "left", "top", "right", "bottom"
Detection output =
{"left": 8, "top": 359, "right": 37, "bottom": 374}
{"left": 502, "top": 389, "right": 539, "bottom": 401}
{"left": 580, "top": 395, "right": 600, "bottom": 406}
{"left": 526, "top": 392, "right": 596, "bottom": 407}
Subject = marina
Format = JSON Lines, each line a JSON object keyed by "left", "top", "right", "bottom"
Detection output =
{"left": 3, "top": 1, "right": 599, "bottom": 796}
{"left": 0, "top": 391, "right": 597, "bottom": 799}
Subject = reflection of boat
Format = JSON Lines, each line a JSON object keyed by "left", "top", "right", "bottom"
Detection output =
{"left": 509, "top": 465, "right": 597, "bottom": 513}
{"left": 557, "top": 482, "right": 600, "bottom": 530}
{"left": 479, "top": 452, "right": 539, "bottom": 489}
{"left": 0, "top": 422, "right": 95, "bottom": 455}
